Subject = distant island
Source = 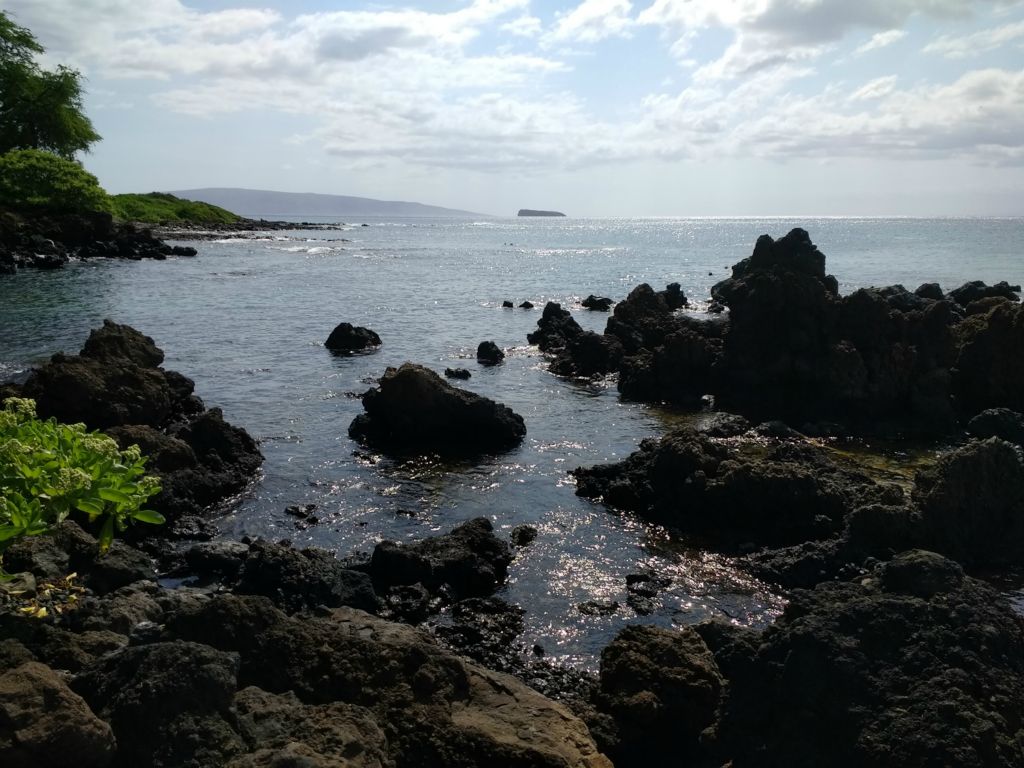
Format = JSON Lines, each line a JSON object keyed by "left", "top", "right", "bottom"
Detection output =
{"left": 170, "top": 188, "right": 486, "bottom": 218}
{"left": 518, "top": 209, "right": 566, "bottom": 217}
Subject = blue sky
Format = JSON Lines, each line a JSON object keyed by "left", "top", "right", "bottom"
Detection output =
{"left": 5, "top": 0, "right": 1024, "bottom": 216}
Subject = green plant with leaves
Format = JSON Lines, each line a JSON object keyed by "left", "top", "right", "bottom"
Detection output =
{"left": 0, "top": 148, "right": 112, "bottom": 214}
{"left": 0, "top": 11, "right": 101, "bottom": 158}
{"left": 0, "top": 397, "right": 163, "bottom": 574}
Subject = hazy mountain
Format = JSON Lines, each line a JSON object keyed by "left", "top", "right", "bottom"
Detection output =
{"left": 167, "top": 188, "right": 488, "bottom": 219}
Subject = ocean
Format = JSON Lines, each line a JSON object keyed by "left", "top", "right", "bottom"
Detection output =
{"left": 2, "top": 216, "right": 1023, "bottom": 667}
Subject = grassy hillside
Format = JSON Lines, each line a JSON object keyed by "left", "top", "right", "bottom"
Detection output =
{"left": 109, "top": 192, "right": 242, "bottom": 225}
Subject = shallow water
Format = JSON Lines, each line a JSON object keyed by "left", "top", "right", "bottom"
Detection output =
{"left": 2, "top": 216, "right": 1023, "bottom": 669}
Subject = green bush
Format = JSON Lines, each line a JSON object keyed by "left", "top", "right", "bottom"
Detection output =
{"left": 0, "top": 397, "right": 163, "bottom": 573}
{"left": 108, "top": 192, "right": 241, "bottom": 225}
{"left": 0, "top": 149, "right": 112, "bottom": 214}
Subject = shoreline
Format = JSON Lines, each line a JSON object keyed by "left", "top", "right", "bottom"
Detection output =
{"left": 3, "top": 227, "right": 1024, "bottom": 766}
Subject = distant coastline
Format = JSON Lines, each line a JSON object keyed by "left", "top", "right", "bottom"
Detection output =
{"left": 518, "top": 209, "right": 566, "bottom": 217}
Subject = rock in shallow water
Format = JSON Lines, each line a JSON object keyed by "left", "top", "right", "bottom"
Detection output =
{"left": 325, "top": 322, "right": 381, "bottom": 354}
{"left": 349, "top": 363, "right": 526, "bottom": 457}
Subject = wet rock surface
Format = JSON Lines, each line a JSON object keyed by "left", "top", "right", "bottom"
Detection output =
{"left": 9, "top": 321, "right": 262, "bottom": 532}
{"left": 325, "top": 322, "right": 381, "bottom": 354}
{"left": 349, "top": 363, "right": 526, "bottom": 457}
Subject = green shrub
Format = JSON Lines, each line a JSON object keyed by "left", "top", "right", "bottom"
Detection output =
{"left": 0, "top": 397, "right": 163, "bottom": 573}
{"left": 0, "top": 149, "right": 112, "bottom": 214}
{"left": 108, "top": 192, "right": 241, "bottom": 224}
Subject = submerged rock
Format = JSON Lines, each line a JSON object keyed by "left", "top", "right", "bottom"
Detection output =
{"left": 325, "top": 322, "right": 381, "bottom": 354}
{"left": 581, "top": 295, "right": 613, "bottom": 312}
{"left": 444, "top": 367, "right": 472, "bottom": 380}
{"left": 349, "top": 363, "right": 526, "bottom": 456}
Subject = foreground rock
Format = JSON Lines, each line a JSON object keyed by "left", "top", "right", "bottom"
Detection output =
{"left": 349, "top": 363, "right": 526, "bottom": 457}
{"left": 325, "top": 323, "right": 381, "bottom": 354}
{"left": 10, "top": 321, "right": 262, "bottom": 531}
{"left": 705, "top": 551, "right": 1024, "bottom": 767}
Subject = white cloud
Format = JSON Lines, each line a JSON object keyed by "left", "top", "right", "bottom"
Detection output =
{"left": 548, "top": 0, "right": 635, "bottom": 44}
{"left": 502, "top": 15, "right": 543, "bottom": 37}
{"left": 924, "top": 19, "right": 1024, "bottom": 57}
{"left": 850, "top": 75, "right": 899, "bottom": 100}
{"left": 855, "top": 29, "right": 908, "bottom": 54}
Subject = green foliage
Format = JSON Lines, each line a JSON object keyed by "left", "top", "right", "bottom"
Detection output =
{"left": 0, "top": 397, "right": 163, "bottom": 572}
{"left": 108, "top": 192, "right": 242, "bottom": 225}
{"left": 0, "top": 11, "right": 100, "bottom": 158}
{"left": 0, "top": 148, "right": 112, "bottom": 214}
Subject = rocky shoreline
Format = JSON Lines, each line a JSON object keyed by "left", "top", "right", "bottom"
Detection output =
{"left": 150, "top": 218, "right": 349, "bottom": 241}
{"left": 3, "top": 229, "right": 1024, "bottom": 766}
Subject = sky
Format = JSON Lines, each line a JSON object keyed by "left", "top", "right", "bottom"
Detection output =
{"left": 5, "top": 0, "right": 1024, "bottom": 216}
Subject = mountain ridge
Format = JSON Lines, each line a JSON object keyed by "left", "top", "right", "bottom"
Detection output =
{"left": 167, "top": 187, "right": 489, "bottom": 218}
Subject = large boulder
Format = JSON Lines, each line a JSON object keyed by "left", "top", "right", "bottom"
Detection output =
{"left": 597, "top": 626, "right": 723, "bottom": 766}
{"left": 0, "top": 662, "right": 116, "bottom": 768}
{"left": 368, "top": 517, "right": 512, "bottom": 603}
{"left": 325, "top": 323, "right": 381, "bottom": 354}
{"left": 527, "top": 303, "right": 583, "bottom": 352}
{"left": 165, "top": 595, "right": 612, "bottom": 768}
{"left": 349, "top": 364, "right": 526, "bottom": 457}
{"left": 709, "top": 551, "right": 1024, "bottom": 767}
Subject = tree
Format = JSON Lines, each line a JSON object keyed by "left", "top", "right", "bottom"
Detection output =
{"left": 0, "top": 149, "right": 111, "bottom": 214}
{"left": 0, "top": 11, "right": 100, "bottom": 158}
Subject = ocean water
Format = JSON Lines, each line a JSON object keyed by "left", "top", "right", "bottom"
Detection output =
{"left": 2, "top": 216, "right": 1023, "bottom": 669}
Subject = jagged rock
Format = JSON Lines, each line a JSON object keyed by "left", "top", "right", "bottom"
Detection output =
{"left": 325, "top": 323, "right": 381, "bottom": 354}
{"left": 551, "top": 331, "right": 624, "bottom": 378}
{"left": 510, "top": 525, "right": 538, "bottom": 547}
{"left": 0, "top": 661, "right": 116, "bottom": 768}
{"left": 597, "top": 626, "right": 723, "bottom": 767}
{"left": 476, "top": 341, "right": 505, "bottom": 365}
{"left": 947, "top": 280, "right": 1020, "bottom": 308}
{"left": 235, "top": 540, "right": 378, "bottom": 614}
{"left": 913, "top": 437, "right": 1024, "bottom": 567}
{"left": 967, "top": 407, "right": 1024, "bottom": 446}
{"left": 527, "top": 302, "right": 583, "bottom": 352}
{"left": 698, "top": 412, "right": 751, "bottom": 438}
{"left": 165, "top": 595, "right": 612, "bottom": 768}
{"left": 519, "top": 301, "right": 534, "bottom": 309}
{"left": 444, "top": 367, "right": 472, "bottom": 380}
{"left": 368, "top": 518, "right": 512, "bottom": 602}
{"left": 581, "top": 295, "right": 613, "bottom": 312}
{"left": 349, "top": 364, "right": 526, "bottom": 457}
{"left": 502, "top": 300, "right": 514, "bottom": 308}
{"left": 712, "top": 552, "right": 1024, "bottom": 767}
{"left": 954, "top": 300, "right": 1024, "bottom": 416}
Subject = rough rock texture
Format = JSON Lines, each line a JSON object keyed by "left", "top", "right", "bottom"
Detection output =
{"left": 349, "top": 364, "right": 526, "bottom": 457}
{"left": 913, "top": 437, "right": 1024, "bottom": 567}
{"left": 967, "top": 407, "right": 1024, "bottom": 446}
{"left": 164, "top": 595, "right": 612, "bottom": 768}
{"left": 14, "top": 321, "right": 262, "bottom": 528}
{"left": 527, "top": 303, "right": 583, "bottom": 352}
{"left": 954, "top": 300, "right": 1024, "bottom": 416}
{"left": 710, "top": 551, "right": 1024, "bottom": 768}
{"left": 581, "top": 295, "right": 613, "bottom": 312}
{"left": 0, "top": 661, "right": 116, "bottom": 768}
{"left": 0, "top": 210, "right": 194, "bottom": 272}
{"left": 597, "top": 626, "right": 723, "bottom": 767}
{"left": 369, "top": 517, "right": 512, "bottom": 603}
{"left": 326, "top": 323, "right": 382, "bottom": 354}
{"left": 235, "top": 540, "right": 379, "bottom": 614}
{"left": 947, "top": 279, "right": 1021, "bottom": 308}
{"left": 573, "top": 427, "right": 897, "bottom": 552}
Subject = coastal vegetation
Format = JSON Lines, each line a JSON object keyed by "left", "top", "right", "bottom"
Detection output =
{"left": 107, "top": 192, "right": 241, "bottom": 225}
{"left": 0, "top": 397, "right": 163, "bottom": 575}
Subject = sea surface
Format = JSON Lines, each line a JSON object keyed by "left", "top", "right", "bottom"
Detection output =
{"left": 2, "top": 216, "right": 1023, "bottom": 668}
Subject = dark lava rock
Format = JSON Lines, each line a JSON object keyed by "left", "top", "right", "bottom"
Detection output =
{"left": 947, "top": 279, "right": 1021, "bottom": 308}
{"left": 915, "top": 282, "right": 944, "bottom": 301}
{"left": 698, "top": 412, "right": 751, "bottom": 438}
{"left": 368, "top": 517, "right": 512, "bottom": 603}
{"left": 184, "top": 541, "right": 251, "bottom": 580}
{"left": 582, "top": 295, "right": 614, "bottom": 312}
{"left": 431, "top": 597, "right": 526, "bottom": 672}
{"left": 476, "top": 340, "right": 505, "bottom": 365}
{"left": 573, "top": 428, "right": 892, "bottom": 552}
{"left": 519, "top": 301, "right": 534, "bottom": 309}
{"left": 712, "top": 551, "right": 1024, "bottom": 768}
{"left": 527, "top": 302, "right": 583, "bottom": 352}
{"left": 18, "top": 321, "right": 262, "bottom": 527}
{"left": 967, "top": 407, "right": 1024, "bottom": 446}
{"left": 502, "top": 300, "right": 515, "bottom": 308}
{"left": 72, "top": 641, "right": 244, "bottom": 767}
{"left": 597, "top": 625, "right": 723, "bottom": 767}
{"left": 578, "top": 601, "right": 619, "bottom": 616}
{"left": 348, "top": 363, "right": 526, "bottom": 457}
{"left": 324, "top": 322, "right": 381, "bottom": 354}
{"left": 444, "top": 367, "right": 472, "bottom": 380}
{"left": 234, "top": 539, "right": 378, "bottom": 614}
{"left": 510, "top": 525, "right": 538, "bottom": 547}
{"left": 550, "top": 331, "right": 624, "bottom": 378}
{"left": 913, "top": 437, "right": 1024, "bottom": 567}
{"left": 0, "top": 661, "right": 116, "bottom": 768}
{"left": 954, "top": 300, "right": 1024, "bottom": 416}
